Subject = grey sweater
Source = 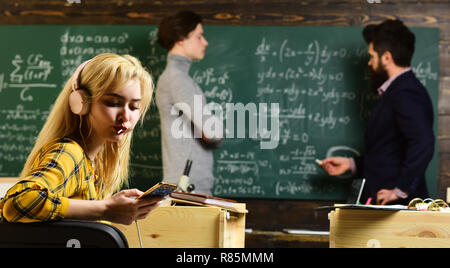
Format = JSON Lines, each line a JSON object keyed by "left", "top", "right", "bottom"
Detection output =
{"left": 155, "top": 54, "right": 222, "bottom": 195}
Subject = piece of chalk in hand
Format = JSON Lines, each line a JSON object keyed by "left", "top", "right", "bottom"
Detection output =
{"left": 315, "top": 159, "right": 323, "bottom": 165}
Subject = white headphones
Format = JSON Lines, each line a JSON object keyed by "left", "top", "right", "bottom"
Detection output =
{"left": 69, "top": 60, "right": 92, "bottom": 115}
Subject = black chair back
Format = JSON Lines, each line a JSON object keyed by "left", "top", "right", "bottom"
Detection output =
{"left": 0, "top": 220, "right": 128, "bottom": 248}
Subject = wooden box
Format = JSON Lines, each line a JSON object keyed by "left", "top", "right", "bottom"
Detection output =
{"left": 329, "top": 208, "right": 450, "bottom": 248}
{"left": 114, "top": 203, "right": 247, "bottom": 248}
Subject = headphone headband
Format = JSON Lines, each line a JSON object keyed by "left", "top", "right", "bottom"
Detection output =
{"left": 71, "top": 60, "right": 91, "bottom": 91}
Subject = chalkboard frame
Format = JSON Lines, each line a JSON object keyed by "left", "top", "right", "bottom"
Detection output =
{"left": 0, "top": 25, "right": 439, "bottom": 201}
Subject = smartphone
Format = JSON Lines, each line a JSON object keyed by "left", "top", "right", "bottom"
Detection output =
{"left": 137, "top": 182, "right": 177, "bottom": 199}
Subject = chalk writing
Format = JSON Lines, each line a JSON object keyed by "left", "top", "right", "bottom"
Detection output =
{"left": 0, "top": 55, "right": 57, "bottom": 102}
{"left": 216, "top": 160, "right": 259, "bottom": 176}
{"left": 194, "top": 68, "right": 234, "bottom": 104}
{"left": 255, "top": 38, "right": 348, "bottom": 64}
{"left": 0, "top": 105, "right": 50, "bottom": 121}
{"left": 10, "top": 54, "right": 53, "bottom": 83}
{"left": 256, "top": 66, "right": 344, "bottom": 85}
{"left": 275, "top": 180, "right": 313, "bottom": 195}
{"left": 60, "top": 31, "right": 133, "bottom": 80}
{"left": 213, "top": 34, "right": 375, "bottom": 197}
{"left": 214, "top": 175, "right": 265, "bottom": 196}
{"left": 413, "top": 62, "right": 438, "bottom": 85}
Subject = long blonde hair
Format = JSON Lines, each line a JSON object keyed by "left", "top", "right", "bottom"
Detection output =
{"left": 21, "top": 53, "right": 154, "bottom": 198}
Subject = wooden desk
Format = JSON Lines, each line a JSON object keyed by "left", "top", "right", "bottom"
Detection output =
{"left": 329, "top": 208, "right": 450, "bottom": 248}
{"left": 114, "top": 203, "right": 247, "bottom": 248}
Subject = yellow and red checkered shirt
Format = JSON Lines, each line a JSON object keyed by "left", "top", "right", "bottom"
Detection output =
{"left": 0, "top": 137, "right": 99, "bottom": 223}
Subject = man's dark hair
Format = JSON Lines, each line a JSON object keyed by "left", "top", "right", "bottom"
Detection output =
{"left": 157, "top": 11, "right": 203, "bottom": 51}
{"left": 363, "top": 19, "right": 415, "bottom": 67}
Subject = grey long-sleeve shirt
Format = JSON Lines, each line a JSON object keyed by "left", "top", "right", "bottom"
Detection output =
{"left": 155, "top": 54, "right": 223, "bottom": 195}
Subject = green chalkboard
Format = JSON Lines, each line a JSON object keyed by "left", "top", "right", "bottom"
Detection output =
{"left": 0, "top": 25, "right": 439, "bottom": 200}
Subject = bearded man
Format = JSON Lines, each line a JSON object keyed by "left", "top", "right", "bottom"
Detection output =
{"left": 319, "top": 20, "right": 435, "bottom": 205}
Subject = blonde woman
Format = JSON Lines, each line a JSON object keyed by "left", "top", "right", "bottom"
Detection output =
{"left": 0, "top": 53, "right": 162, "bottom": 225}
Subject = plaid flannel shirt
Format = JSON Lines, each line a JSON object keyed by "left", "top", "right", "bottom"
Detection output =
{"left": 0, "top": 137, "right": 99, "bottom": 223}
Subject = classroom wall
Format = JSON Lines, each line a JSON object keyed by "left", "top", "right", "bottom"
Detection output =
{"left": 1, "top": 0, "right": 449, "bottom": 234}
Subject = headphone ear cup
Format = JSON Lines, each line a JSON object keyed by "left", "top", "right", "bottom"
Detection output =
{"left": 69, "top": 89, "right": 90, "bottom": 115}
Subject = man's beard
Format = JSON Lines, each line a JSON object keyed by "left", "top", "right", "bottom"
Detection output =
{"left": 369, "top": 64, "right": 389, "bottom": 94}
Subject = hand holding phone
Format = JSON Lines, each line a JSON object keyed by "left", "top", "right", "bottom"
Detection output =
{"left": 137, "top": 182, "right": 177, "bottom": 199}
